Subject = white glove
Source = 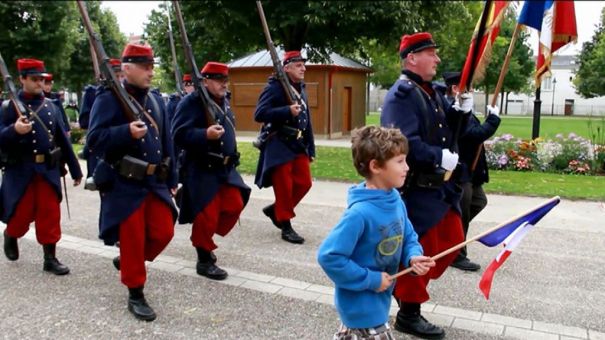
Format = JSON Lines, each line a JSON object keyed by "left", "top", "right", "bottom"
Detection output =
{"left": 487, "top": 105, "right": 500, "bottom": 116}
{"left": 441, "top": 149, "right": 459, "bottom": 171}
{"left": 453, "top": 92, "right": 473, "bottom": 113}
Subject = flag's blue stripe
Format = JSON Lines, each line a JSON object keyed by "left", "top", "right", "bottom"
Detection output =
{"left": 478, "top": 198, "right": 560, "bottom": 247}
{"left": 518, "top": 0, "right": 548, "bottom": 31}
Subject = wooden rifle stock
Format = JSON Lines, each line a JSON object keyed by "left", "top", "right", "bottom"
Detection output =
{"left": 255, "top": 1, "right": 305, "bottom": 111}
{"left": 165, "top": 1, "right": 184, "bottom": 95}
{"left": 171, "top": 0, "right": 218, "bottom": 126}
{"left": 0, "top": 51, "right": 27, "bottom": 119}
{"left": 76, "top": 0, "right": 142, "bottom": 122}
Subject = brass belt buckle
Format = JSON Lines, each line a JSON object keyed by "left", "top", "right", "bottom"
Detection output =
{"left": 297, "top": 129, "right": 302, "bottom": 139}
{"left": 35, "top": 154, "right": 45, "bottom": 163}
{"left": 223, "top": 156, "right": 230, "bottom": 166}
{"left": 146, "top": 164, "right": 157, "bottom": 176}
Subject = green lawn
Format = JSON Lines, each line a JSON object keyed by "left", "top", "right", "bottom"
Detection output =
{"left": 365, "top": 113, "right": 605, "bottom": 141}
{"left": 237, "top": 142, "right": 604, "bottom": 201}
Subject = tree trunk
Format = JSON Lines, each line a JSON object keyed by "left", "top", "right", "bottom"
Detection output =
{"left": 505, "top": 92, "right": 509, "bottom": 115}
{"left": 484, "top": 88, "right": 489, "bottom": 114}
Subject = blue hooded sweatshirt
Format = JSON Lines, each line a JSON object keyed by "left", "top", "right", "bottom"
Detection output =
{"left": 317, "top": 182, "right": 423, "bottom": 328}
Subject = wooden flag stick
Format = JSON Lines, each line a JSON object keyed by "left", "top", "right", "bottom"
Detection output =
{"left": 470, "top": 23, "right": 522, "bottom": 172}
{"left": 490, "top": 23, "right": 521, "bottom": 107}
{"left": 391, "top": 196, "right": 560, "bottom": 279}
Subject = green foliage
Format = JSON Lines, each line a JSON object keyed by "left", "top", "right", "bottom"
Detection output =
{"left": 0, "top": 1, "right": 77, "bottom": 80}
{"left": 0, "top": 1, "right": 125, "bottom": 100}
{"left": 145, "top": 1, "right": 475, "bottom": 91}
{"left": 233, "top": 142, "right": 605, "bottom": 200}
{"left": 70, "top": 127, "right": 86, "bottom": 144}
{"left": 574, "top": 8, "right": 605, "bottom": 98}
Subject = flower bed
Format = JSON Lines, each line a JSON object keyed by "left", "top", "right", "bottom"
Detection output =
{"left": 484, "top": 133, "right": 604, "bottom": 175}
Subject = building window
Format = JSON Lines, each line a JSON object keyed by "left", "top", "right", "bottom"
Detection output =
{"left": 542, "top": 76, "right": 552, "bottom": 91}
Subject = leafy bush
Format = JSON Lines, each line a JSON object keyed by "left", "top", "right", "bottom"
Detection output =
{"left": 485, "top": 133, "right": 602, "bottom": 175}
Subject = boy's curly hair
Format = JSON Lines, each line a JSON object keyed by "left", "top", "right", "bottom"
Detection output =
{"left": 351, "top": 125, "right": 409, "bottom": 178}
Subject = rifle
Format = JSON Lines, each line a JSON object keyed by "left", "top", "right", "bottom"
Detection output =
{"left": 171, "top": 0, "right": 219, "bottom": 126}
{"left": 76, "top": 0, "right": 142, "bottom": 122}
{"left": 255, "top": 1, "right": 306, "bottom": 111}
{"left": 165, "top": 1, "right": 184, "bottom": 95}
{"left": 0, "top": 51, "right": 28, "bottom": 119}
{"left": 88, "top": 39, "right": 102, "bottom": 84}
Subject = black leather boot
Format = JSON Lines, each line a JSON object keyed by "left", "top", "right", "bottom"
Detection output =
{"left": 42, "top": 244, "right": 70, "bottom": 275}
{"left": 128, "top": 286, "right": 156, "bottom": 321}
{"left": 195, "top": 247, "right": 227, "bottom": 280}
{"left": 262, "top": 204, "right": 281, "bottom": 230}
{"left": 394, "top": 302, "right": 445, "bottom": 340}
{"left": 450, "top": 256, "right": 481, "bottom": 272}
{"left": 113, "top": 256, "right": 120, "bottom": 271}
{"left": 3, "top": 230, "right": 18, "bottom": 261}
{"left": 281, "top": 221, "right": 304, "bottom": 244}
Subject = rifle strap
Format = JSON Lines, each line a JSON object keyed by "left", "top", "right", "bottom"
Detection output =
{"left": 287, "top": 83, "right": 307, "bottom": 110}
{"left": 126, "top": 93, "right": 160, "bottom": 135}
{"left": 146, "top": 92, "right": 162, "bottom": 135}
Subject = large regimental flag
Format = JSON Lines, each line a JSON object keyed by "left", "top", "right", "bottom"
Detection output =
{"left": 518, "top": 0, "right": 578, "bottom": 87}
{"left": 459, "top": 0, "right": 510, "bottom": 91}
{"left": 477, "top": 196, "right": 561, "bottom": 299}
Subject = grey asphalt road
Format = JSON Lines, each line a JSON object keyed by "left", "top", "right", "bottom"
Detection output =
{"left": 0, "top": 173, "right": 603, "bottom": 339}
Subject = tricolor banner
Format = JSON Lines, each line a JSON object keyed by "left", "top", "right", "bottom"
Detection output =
{"left": 477, "top": 196, "right": 561, "bottom": 299}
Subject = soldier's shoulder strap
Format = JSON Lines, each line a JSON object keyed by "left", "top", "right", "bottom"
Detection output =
{"left": 1, "top": 99, "right": 9, "bottom": 113}
{"left": 146, "top": 92, "right": 163, "bottom": 136}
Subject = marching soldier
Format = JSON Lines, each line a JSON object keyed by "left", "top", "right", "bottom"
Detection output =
{"left": 80, "top": 58, "right": 122, "bottom": 178}
{"left": 0, "top": 58, "right": 83, "bottom": 275}
{"left": 381, "top": 33, "right": 472, "bottom": 339}
{"left": 78, "top": 58, "right": 123, "bottom": 130}
{"left": 87, "top": 44, "right": 177, "bottom": 322}
{"left": 254, "top": 50, "right": 315, "bottom": 244}
{"left": 172, "top": 62, "right": 251, "bottom": 280}
{"left": 42, "top": 73, "right": 70, "bottom": 133}
{"left": 442, "top": 71, "right": 501, "bottom": 273}
{"left": 166, "top": 73, "right": 194, "bottom": 125}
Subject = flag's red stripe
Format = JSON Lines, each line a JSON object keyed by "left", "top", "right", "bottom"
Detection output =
{"left": 479, "top": 250, "right": 512, "bottom": 299}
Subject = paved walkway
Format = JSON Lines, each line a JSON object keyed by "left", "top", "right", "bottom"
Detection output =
{"left": 1, "top": 161, "right": 604, "bottom": 339}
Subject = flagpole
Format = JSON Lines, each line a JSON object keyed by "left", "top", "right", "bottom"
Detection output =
{"left": 490, "top": 24, "right": 521, "bottom": 107}
{"left": 390, "top": 196, "right": 560, "bottom": 279}
{"left": 469, "top": 23, "right": 522, "bottom": 172}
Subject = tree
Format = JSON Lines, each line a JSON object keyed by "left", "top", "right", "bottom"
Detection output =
{"left": 574, "top": 8, "right": 605, "bottom": 98}
{"left": 367, "top": 1, "right": 480, "bottom": 89}
{"left": 0, "top": 1, "right": 78, "bottom": 82}
{"left": 61, "top": 1, "right": 126, "bottom": 101}
{"left": 0, "top": 1, "right": 125, "bottom": 102}
{"left": 145, "top": 1, "right": 471, "bottom": 92}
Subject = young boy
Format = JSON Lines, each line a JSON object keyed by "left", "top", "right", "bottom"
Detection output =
{"left": 318, "top": 126, "right": 435, "bottom": 339}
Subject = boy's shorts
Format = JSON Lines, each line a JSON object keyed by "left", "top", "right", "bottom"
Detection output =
{"left": 333, "top": 322, "right": 395, "bottom": 340}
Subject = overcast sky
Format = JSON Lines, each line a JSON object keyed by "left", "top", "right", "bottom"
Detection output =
{"left": 102, "top": 1, "right": 604, "bottom": 56}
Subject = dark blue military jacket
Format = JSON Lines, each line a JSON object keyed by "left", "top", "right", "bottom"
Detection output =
{"left": 0, "top": 92, "right": 83, "bottom": 223}
{"left": 459, "top": 113, "right": 501, "bottom": 185}
{"left": 166, "top": 93, "right": 182, "bottom": 127}
{"left": 172, "top": 92, "right": 251, "bottom": 224}
{"left": 253, "top": 77, "right": 316, "bottom": 188}
{"left": 87, "top": 84, "right": 177, "bottom": 245}
{"left": 78, "top": 84, "right": 97, "bottom": 130}
{"left": 44, "top": 92, "right": 70, "bottom": 132}
{"left": 381, "top": 71, "right": 466, "bottom": 236}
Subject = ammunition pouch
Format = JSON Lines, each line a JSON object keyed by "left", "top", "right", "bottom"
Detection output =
{"left": 197, "top": 152, "right": 240, "bottom": 170}
{"left": 278, "top": 125, "right": 302, "bottom": 142}
{"left": 155, "top": 157, "right": 171, "bottom": 182}
{"left": 89, "top": 159, "right": 116, "bottom": 192}
{"left": 118, "top": 155, "right": 149, "bottom": 181}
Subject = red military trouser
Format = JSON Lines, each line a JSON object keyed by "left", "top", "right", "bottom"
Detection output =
{"left": 6, "top": 174, "right": 61, "bottom": 245}
{"left": 271, "top": 154, "right": 312, "bottom": 222}
{"left": 119, "top": 193, "right": 174, "bottom": 288}
{"left": 191, "top": 185, "right": 244, "bottom": 252}
{"left": 393, "top": 209, "right": 464, "bottom": 304}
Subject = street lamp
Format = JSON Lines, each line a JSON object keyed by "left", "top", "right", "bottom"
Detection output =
{"left": 551, "top": 77, "right": 557, "bottom": 116}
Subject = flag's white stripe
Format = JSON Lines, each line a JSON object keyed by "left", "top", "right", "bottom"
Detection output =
{"left": 495, "top": 223, "right": 535, "bottom": 262}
